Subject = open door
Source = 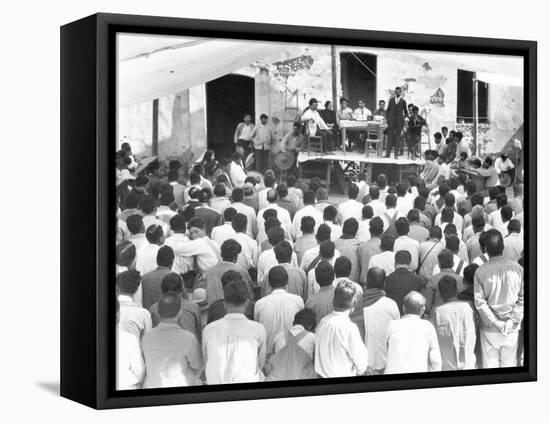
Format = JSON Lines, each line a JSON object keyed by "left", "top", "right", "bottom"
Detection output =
{"left": 206, "top": 74, "right": 255, "bottom": 158}
{"left": 340, "top": 52, "right": 377, "bottom": 112}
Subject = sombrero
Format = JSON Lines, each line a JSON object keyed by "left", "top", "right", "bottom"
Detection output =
{"left": 273, "top": 151, "right": 295, "bottom": 170}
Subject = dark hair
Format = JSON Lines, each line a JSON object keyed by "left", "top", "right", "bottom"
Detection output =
{"left": 342, "top": 218, "right": 359, "bottom": 236}
{"left": 263, "top": 217, "right": 281, "bottom": 234}
{"left": 369, "top": 217, "right": 384, "bottom": 236}
{"left": 429, "top": 226, "right": 443, "bottom": 240}
{"left": 268, "top": 265, "right": 289, "bottom": 288}
{"left": 221, "top": 239, "right": 242, "bottom": 262}
{"left": 188, "top": 186, "right": 201, "bottom": 200}
{"left": 116, "top": 269, "right": 141, "bottom": 295}
{"left": 231, "top": 188, "right": 244, "bottom": 203}
{"left": 116, "top": 241, "right": 136, "bottom": 267}
{"left": 437, "top": 249, "right": 454, "bottom": 269}
{"left": 316, "top": 223, "right": 332, "bottom": 243}
{"left": 157, "top": 245, "right": 175, "bottom": 267}
{"left": 213, "top": 184, "right": 227, "bottom": 197}
{"left": 124, "top": 192, "right": 141, "bottom": 210}
{"left": 263, "top": 208, "right": 278, "bottom": 221}
{"left": 471, "top": 193, "right": 484, "bottom": 207}
{"left": 488, "top": 186, "right": 500, "bottom": 200}
{"left": 348, "top": 184, "right": 359, "bottom": 199}
{"left": 485, "top": 229, "right": 504, "bottom": 257}
{"left": 369, "top": 185, "right": 380, "bottom": 200}
{"left": 126, "top": 214, "right": 144, "bottom": 235}
{"left": 300, "top": 216, "right": 316, "bottom": 234}
{"left": 438, "top": 275, "right": 458, "bottom": 302}
{"left": 223, "top": 280, "right": 249, "bottom": 306}
{"left": 463, "top": 263, "right": 479, "bottom": 285}
{"left": 434, "top": 132, "right": 442, "bottom": 140}
{"left": 286, "top": 174, "right": 297, "bottom": 187}
{"left": 274, "top": 240, "right": 293, "bottom": 263}
{"left": 443, "top": 223, "right": 458, "bottom": 237}
{"left": 277, "top": 184, "right": 289, "bottom": 198}
{"left": 230, "top": 213, "right": 247, "bottom": 234}
{"left": 198, "top": 188, "right": 212, "bottom": 204}
{"left": 189, "top": 172, "right": 201, "bottom": 185}
{"left": 414, "top": 195, "right": 426, "bottom": 211}
{"left": 223, "top": 207, "right": 237, "bottom": 222}
{"left": 380, "top": 234, "right": 395, "bottom": 252}
{"left": 507, "top": 219, "right": 521, "bottom": 233}
{"left": 366, "top": 267, "right": 386, "bottom": 290}
{"left": 158, "top": 292, "right": 182, "bottom": 319}
{"left": 441, "top": 207, "right": 454, "bottom": 223}
{"left": 444, "top": 193, "right": 455, "bottom": 208}
{"left": 333, "top": 280, "right": 357, "bottom": 311}
{"left": 221, "top": 270, "right": 243, "bottom": 288}
{"left": 500, "top": 205, "right": 513, "bottom": 222}
{"left": 376, "top": 174, "right": 387, "bottom": 188}
{"left": 438, "top": 183, "right": 450, "bottom": 198}
{"left": 169, "top": 214, "right": 186, "bottom": 232}
{"left": 465, "top": 181, "right": 477, "bottom": 196}
{"left": 496, "top": 194, "right": 508, "bottom": 209}
{"left": 161, "top": 273, "right": 183, "bottom": 294}
{"left": 266, "top": 188, "right": 278, "bottom": 203}
{"left": 472, "top": 214, "right": 486, "bottom": 230}
{"left": 303, "top": 190, "right": 315, "bottom": 205}
{"left": 264, "top": 174, "right": 276, "bottom": 188}
{"left": 362, "top": 205, "right": 374, "bottom": 219}
{"left": 385, "top": 194, "right": 397, "bottom": 208}
{"left": 395, "top": 217, "right": 410, "bottom": 236}
{"left": 139, "top": 195, "right": 156, "bottom": 214}
{"left": 396, "top": 182, "right": 407, "bottom": 197}
{"left": 267, "top": 226, "right": 285, "bottom": 246}
{"left": 160, "top": 190, "right": 175, "bottom": 206}
{"left": 293, "top": 309, "right": 317, "bottom": 331}
{"left": 334, "top": 256, "right": 352, "bottom": 278}
{"left": 145, "top": 224, "right": 164, "bottom": 244}
{"left": 445, "top": 235, "right": 460, "bottom": 253}
{"left": 315, "top": 261, "right": 335, "bottom": 287}
{"left": 395, "top": 250, "right": 412, "bottom": 265}
{"left": 323, "top": 206, "right": 337, "bottom": 222}
{"left": 319, "top": 240, "right": 336, "bottom": 259}
{"left": 407, "top": 209, "right": 420, "bottom": 222}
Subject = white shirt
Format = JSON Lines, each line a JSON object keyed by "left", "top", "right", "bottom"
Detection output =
{"left": 368, "top": 251, "right": 395, "bottom": 275}
{"left": 324, "top": 221, "right": 343, "bottom": 241}
{"left": 130, "top": 233, "right": 147, "bottom": 252}
{"left": 232, "top": 231, "right": 259, "bottom": 270}
{"left": 135, "top": 243, "right": 160, "bottom": 276}
{"left": 315, "top": 310, "right": 369, "bottom": 378}
{"left": 357, "top": 219, "right": 371, "bottom": 243}
{"left": 116, "top": 324, "right": 145, "bottom": 389}
{"left": 338, "top": 199, "right": 363, "bottom": 223}
{"left": 229, "top": 161, "right": 247, "bottom": 188}
{"left": 300, "top": 245, "right": 341, "bottom": 273}
{"left": 203, "top": 313, "right": 267, "bottom": 384}
{"left": 211, "top": 223, "right": 236, "bottom": 246}
{"left": 435, "top": 211, "right": 464, "bottom": 233}
{"left": 291, "top": 204, "right": 324, "bottom": 241}
{"left": 503, "top": 232, "right": 524, "bottom": 262}
{"left": 163, "top": 233, "right": 191, "bottom": 274}
{"left": 363, "top": 296, "right": 400, "bottom": 371}
{"left": 394, "top": 235, "right": 420, "bottom": 272}
{"left": 385, "top": 314, "right": 442, "bottom": 374}
{"left": 437, "top": 162, "right": 451, "bottom": 180}
{"left": 396, "top": 196, "right": 414, "bottom": 216}
{"left": 301, "top": 108, "right": 328, "bottom": 136}
{"left": 433, "top": 254, "right": 466, "bottom": 276}
{"left": 494, "top": 157, "right": 515, "bottom": 174}
{"left": 171, "top": 237, "right": 221, "bottom": 273}
{"left": 353, "top": 106, "right": 372, "bottom": 120}
{"left": 257, "top": 248, "right": 299, "bottom": 284}
{"left": 367, "top": 199, "right": 386, "bottom": 217}
{"left": 117, "top": 294, "right": 152, "bottom": 339}
{"left": 254, "top": 289, "right": 305, "bottom": 353}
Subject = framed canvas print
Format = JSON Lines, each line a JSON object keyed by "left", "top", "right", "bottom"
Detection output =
{"left": 60, "top": 13, "right": 537, "bottom": 409}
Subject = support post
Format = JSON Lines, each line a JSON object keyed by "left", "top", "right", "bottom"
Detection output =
{"left": 152, "top": 98, "right": 159, "bottom": 156}
{"left": 472, "top": 73, "right": 478, "bottom": 156}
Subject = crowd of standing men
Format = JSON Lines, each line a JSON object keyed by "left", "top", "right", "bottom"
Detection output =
{"left": 115, "top": 135, "right": 524, "bottom": 389}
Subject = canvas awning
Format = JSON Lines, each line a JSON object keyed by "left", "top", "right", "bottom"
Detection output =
{"left": 117, "top": 34, "right": 283, "bottom": 107}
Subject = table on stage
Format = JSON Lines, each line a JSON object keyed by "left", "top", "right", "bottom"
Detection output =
{"left": 339, "top": 120, "right": 386, "bottom": 152}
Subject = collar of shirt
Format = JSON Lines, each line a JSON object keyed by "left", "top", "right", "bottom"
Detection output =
{"left": 157, "top": 321, "right": 181, "bottom": 330}
{"left": 223, "top": 313, "right": 247, "bottom": 320}
{"left": 402, "top": 314, "right": 421, "bottom": 320}
{"left": 117, "top": 294, "right": 135, "bottom": 304}
{"left": 271, "top": 289, "right": 288, "bottom": 295}
{"left": 331, "top": 310, "right": 351, "bottom": 317}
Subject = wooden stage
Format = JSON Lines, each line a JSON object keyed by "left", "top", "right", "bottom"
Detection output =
{"left": 297, "top": 152, "right": 425, "bottom": 194}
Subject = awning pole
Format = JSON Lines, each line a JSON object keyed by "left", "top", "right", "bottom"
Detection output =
{"left": 152, "top": 99, "right": 159, "bottom": 156}
{"left": 472, "top": 74, "right": 478, "bottom": 156}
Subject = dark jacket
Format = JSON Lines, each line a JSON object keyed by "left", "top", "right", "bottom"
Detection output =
{"left": 385, "top": 267, "right": 424, "bottom": 315}
{"left": 386, "top": 96, "right": 408, "bottom": 129}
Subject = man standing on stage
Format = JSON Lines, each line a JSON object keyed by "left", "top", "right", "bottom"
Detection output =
{"left": 385, "top": 86, "right": 408, "bottom": 159}
{"left": 406, "top": 106, "right": 426, "bottom": 159}
{"left": 251, "top": 113, "right": 277, "bottom": 171}
{"left": 233, "top": 113, "right": 255, "bottom": 158}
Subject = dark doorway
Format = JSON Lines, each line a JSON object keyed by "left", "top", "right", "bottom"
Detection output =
{"left": 206, "top": 74, "right": 255, "bottom": 158}
{"left": 457, "top": 69, "right": 489, "bottom": 124}
{"left": 340, "top": 53, "right": 377, "bottom": 112}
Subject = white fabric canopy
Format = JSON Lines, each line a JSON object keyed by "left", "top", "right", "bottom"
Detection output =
{"left": 117, "top": 34, "right": 282, "bottom": 107}
{"left": 476, "top": 71, "right": 523, "bottom": 87}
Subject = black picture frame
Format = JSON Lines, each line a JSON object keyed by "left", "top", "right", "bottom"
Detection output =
{"left": 60, "top": 12, "right": 537, "bottom": 409}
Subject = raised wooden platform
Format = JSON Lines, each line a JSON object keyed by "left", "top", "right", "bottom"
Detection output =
{"left": 297, "top": 152, "right": 425, "bottom": 194}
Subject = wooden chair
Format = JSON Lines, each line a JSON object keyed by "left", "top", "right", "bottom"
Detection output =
{"left": 365, "top": 122, "right": 383, "bottom": 157}
{"left": 303, "top": 121, "right": 324, "bottom": 155}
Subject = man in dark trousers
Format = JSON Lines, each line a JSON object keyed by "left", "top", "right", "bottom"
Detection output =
{"left": 385, "top": 86, "right": 408, "bottom": 159}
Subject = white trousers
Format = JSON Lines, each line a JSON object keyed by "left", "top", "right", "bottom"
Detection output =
{"left": 479, "top": 330, "right": 519, "bottom": 368}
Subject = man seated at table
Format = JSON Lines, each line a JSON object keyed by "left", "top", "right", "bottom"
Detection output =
{"left": 301, "top": 98, "right": 333, "bottom": 153}
{"left": 406, "top": 106, "right": 426, "bottom": 159}
{"left": 353, "top": 99, "right": 372, "bottom": 153}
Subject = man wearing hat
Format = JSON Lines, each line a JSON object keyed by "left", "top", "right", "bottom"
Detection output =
{"left": 301, "top": 98, "right": 333, "bottom": 153}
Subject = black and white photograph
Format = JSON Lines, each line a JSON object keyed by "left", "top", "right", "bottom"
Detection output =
{"left": 114, "top": 31, "right": 527, "bottom": 390}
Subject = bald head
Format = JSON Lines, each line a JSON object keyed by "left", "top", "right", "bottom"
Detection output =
{"left": 366, "top": 267, "right": 386, "bottom": 290}
{"left": 403, "top": 291, "right": 426, "bottom": 316}
{"left": 267, "top": 188, "right": 278, "bottom": 203}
